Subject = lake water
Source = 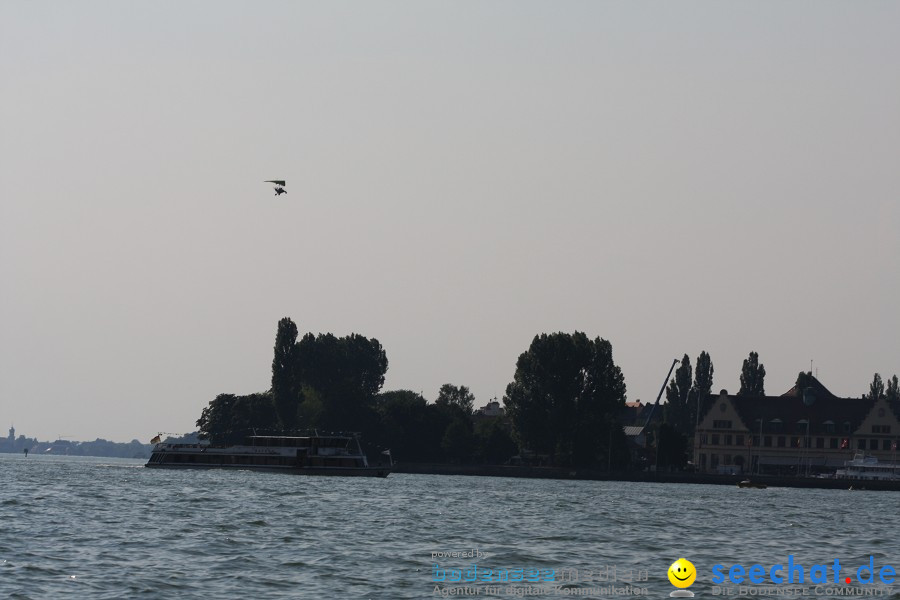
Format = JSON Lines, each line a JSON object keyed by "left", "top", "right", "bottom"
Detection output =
{"left": 1, "top": 454, "right": 897, "bottom": 599}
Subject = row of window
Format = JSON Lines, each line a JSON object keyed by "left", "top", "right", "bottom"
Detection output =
{"left": 150, "top": 453, "right": 364, "bottom": 468}
{"left": 704, "top": 434, "right": 746, "bottom": 447}
{"left": 696, "top": 454, "right": 745, "bottom": 469}
{"left": 707, "top": 421, "right": 892, "bottom": 435}
{"left": 701, "top": 434, "right": 897, "bottom": 451}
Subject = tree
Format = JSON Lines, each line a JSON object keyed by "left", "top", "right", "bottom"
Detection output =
{"left": 604, "top": 424, "right": 631, "bottom": 471}
{"left": 795, "top": 371, "right": 816, "bottom": 393}
{"left": 198, "top": 318, "right": 389, "bottom": 442}
{"left": 197, "top": 394, "right": 240, "bottom": 442}
{"left": 271, "top": 317, "right": 299, "bottom": 429}
{"left": 436, "top": 384, "right": 476, "bottom": 416}
{"left": 474, "top": 420, "right": 517, "bottom": 464}
{"left": 572, "top": 338, "right": 627, "bottom": 467}
{"left": 665, "top": 354, "right": 692, "bottom": 435}
{"left": 867, "top": 373, "right": 886, "bottom": 401}
{"left": 295, "top": 332, "right": 389, "bottom": 433}
{"left": 295, "top": 384, "right": 324, "bottom": 428}
{"left": 375, "top": 390, "right": 447, "bottom": 462}
{"left": 441, "top": 419, "right": 474, "bottom": 463}
{"left": 738, "top": 351, "right": 766, "bottom": 397}
{"left": 655, "top": 423, "right": 688, "bottom": 471}
{"left": 503, "top": 332, "right": 627, "bottom": 467}
{"left": 689, "top": 351, "right": 714, "bottom": 435}
{"left": 694, "top": 351, "right": 714, "bottom": 396}
{"left": 887, "top": 375, "right": 900, "bottom": 403}
{"left": 196, "top": 392, "right": 278, "bottom": 444}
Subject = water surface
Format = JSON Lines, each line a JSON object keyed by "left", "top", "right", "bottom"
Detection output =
{"left": 1, "top": 455, "right": 897, "bottom": 598}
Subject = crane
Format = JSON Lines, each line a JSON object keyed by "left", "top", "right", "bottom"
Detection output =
{"left": 642, "top": 358, "right": 680, "bottom": 429}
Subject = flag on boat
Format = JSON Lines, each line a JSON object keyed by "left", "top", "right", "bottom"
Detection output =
{"left": 840, "top": 438, "right": 849, "bottom": 449}
{"left": 150, "top": 435, "right": 161, "bottom": 444}
{"left": 893, "top": 441, "right": 898, "bottom": 451}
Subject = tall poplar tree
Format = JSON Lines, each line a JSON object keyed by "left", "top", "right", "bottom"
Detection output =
{"left": 738, "top": 351, "right": 766, "bottom": 397}
{"left": 867, "top": 373, "right": 886, "bottom": 401}
{"left": 665, "top": 354, "right": 692, "bottom": 434}
{"left": 272, "top": 317, "right": 300, "bottom": 429}
{"left": 886, "top": 375, "right": 900, "bottom": 402}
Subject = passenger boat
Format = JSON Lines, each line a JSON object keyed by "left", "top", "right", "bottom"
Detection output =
{"left": 835, "top": 453, "right": 900, "bottom": 481}
{"left": 145, "top": 433, "right": 392, "bottom": 477}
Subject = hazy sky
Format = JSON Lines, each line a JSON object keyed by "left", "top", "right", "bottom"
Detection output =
{"left": 2, "top": 2, "right": 898, "bottom": 443}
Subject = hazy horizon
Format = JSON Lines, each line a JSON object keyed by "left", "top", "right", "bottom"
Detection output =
{"left": 2, "top": 2, "right": 898, "bottom": 443}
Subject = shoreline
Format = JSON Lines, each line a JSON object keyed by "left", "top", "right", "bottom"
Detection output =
{"left": 393, "top": 463, "right": 900, "bottom": 491}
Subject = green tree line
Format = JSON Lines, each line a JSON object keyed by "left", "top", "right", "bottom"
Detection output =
{"left": 195, "top": 319, "right": 899, "bottom": 471}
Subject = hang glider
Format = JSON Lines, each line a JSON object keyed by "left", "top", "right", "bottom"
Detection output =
{"left": 265, "top": 180, "right": 287, "bottom": 196}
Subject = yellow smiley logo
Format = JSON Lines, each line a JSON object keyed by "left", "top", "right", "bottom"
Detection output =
{"left": 668, "top": 558, "right": 696, "bottom": 588}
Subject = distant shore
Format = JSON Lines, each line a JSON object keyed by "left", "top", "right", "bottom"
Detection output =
{"left": 393, "top": 463, "right": 900, "bottom": 491}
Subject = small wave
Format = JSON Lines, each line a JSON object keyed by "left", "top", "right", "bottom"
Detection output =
{"left": 21, "top": 564, "right": 64, "bottom": 576}
{"left": 280, "top": 561, "right": 307, "bottom": 567}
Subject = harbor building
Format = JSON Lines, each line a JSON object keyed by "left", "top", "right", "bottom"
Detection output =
{"left": 695, "top": 377, "right": 900, "bottom": 475}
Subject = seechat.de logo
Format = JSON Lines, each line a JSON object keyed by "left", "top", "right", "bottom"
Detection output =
{"left": 711, "top": 555, "right": 896, "bottom": 586}
{"left": 668, "top": 558, "right": 696, "bottom": 597}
